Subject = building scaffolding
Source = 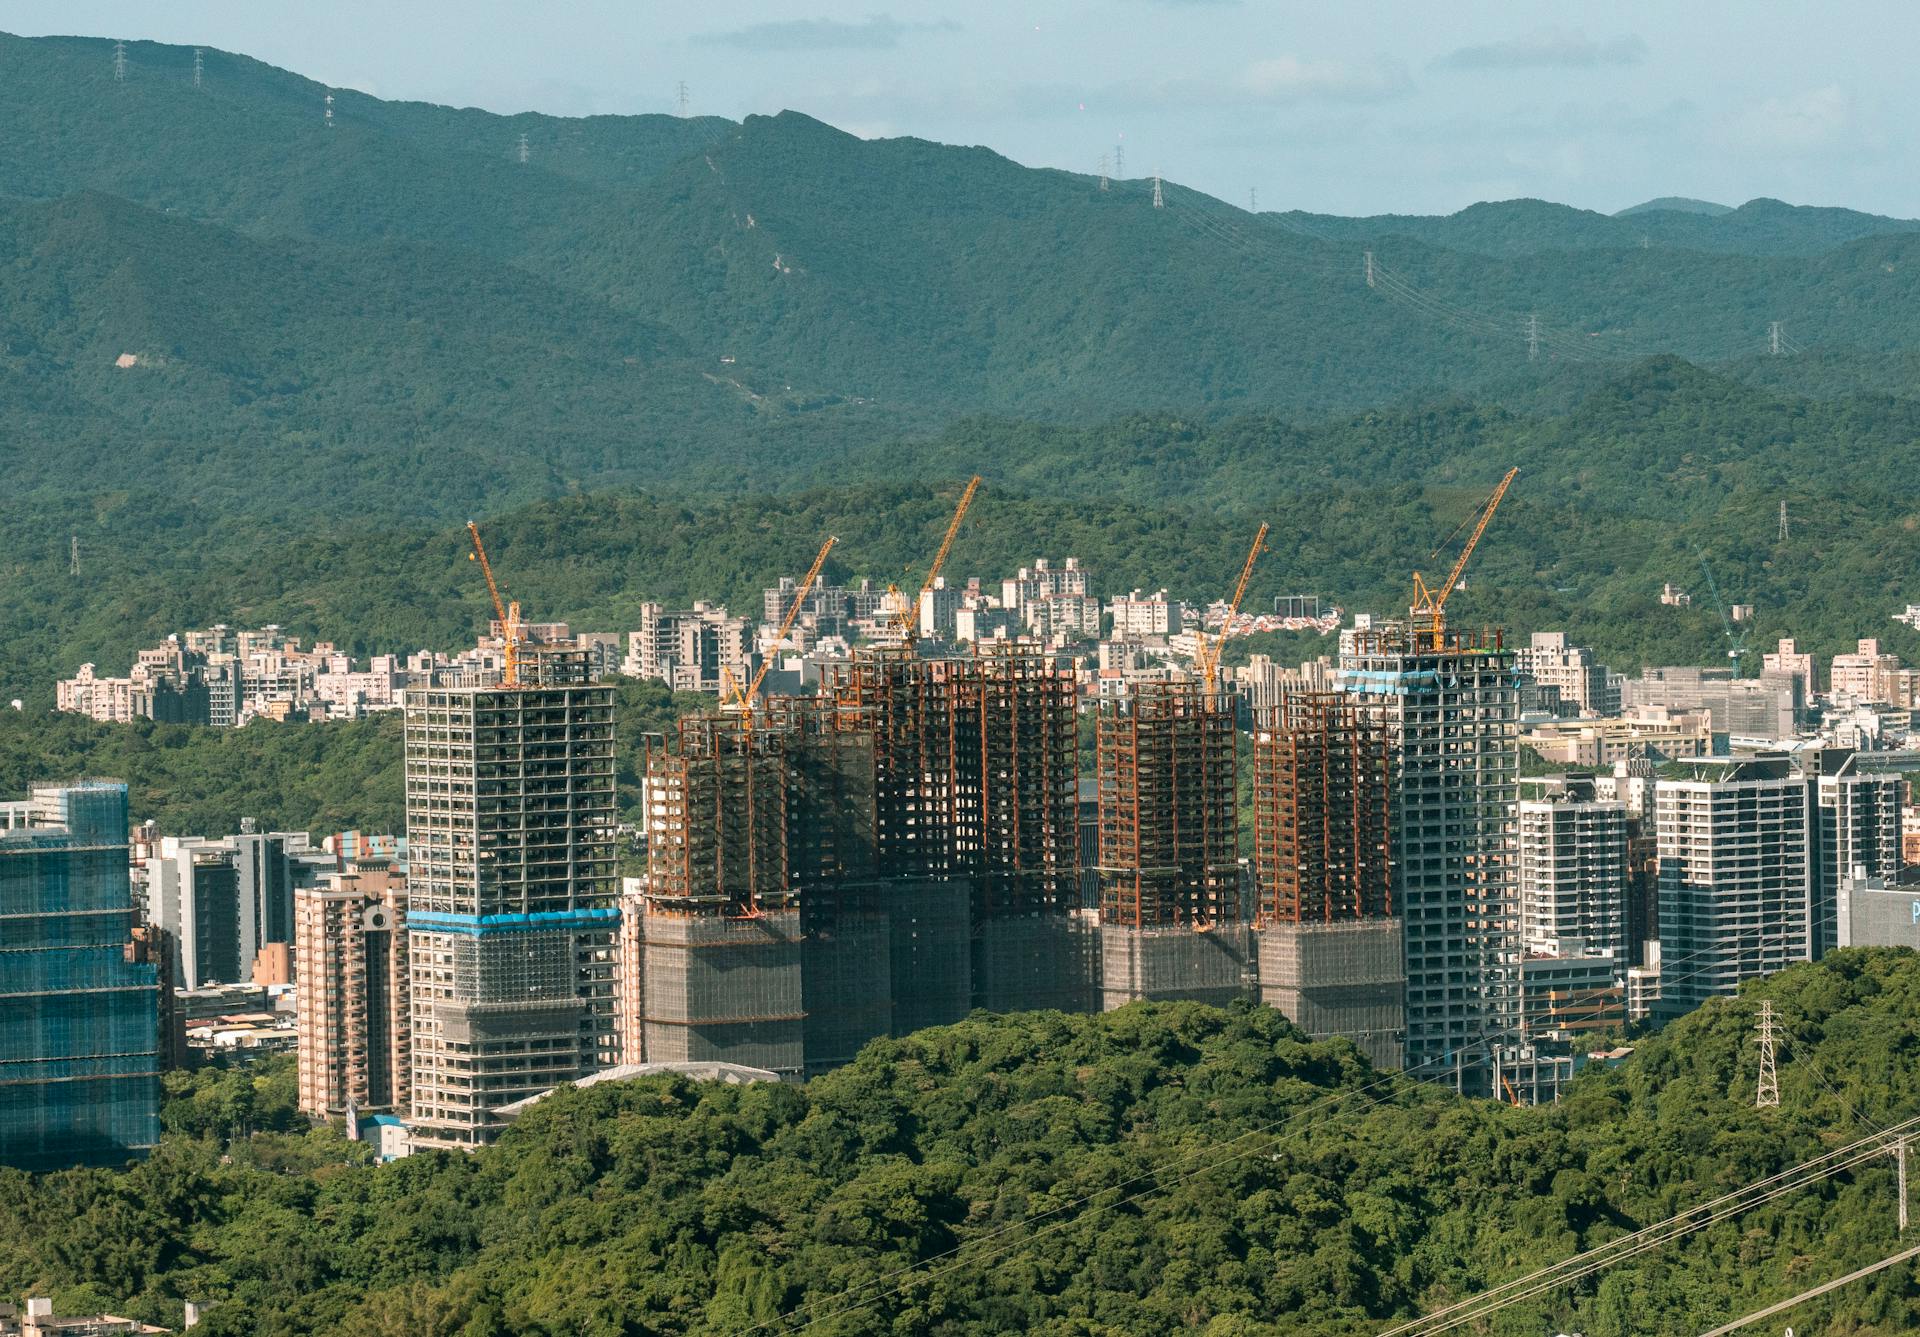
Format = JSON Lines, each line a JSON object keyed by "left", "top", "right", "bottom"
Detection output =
{"left": 1251, "top": 692, "right": 1392, "bottom": 926}
{"left": 1095, "top": 679, "right": 1238, "bottom": 929}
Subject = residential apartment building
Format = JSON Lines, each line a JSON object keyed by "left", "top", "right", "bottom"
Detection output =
{"left": 1109, "top": 589, "right": 1183, "bottom": 639}
{"left": 144, "top": 831, "right": 332, "bottom": 988}
{"left": 1513, "top": 632, "right": 1618, "bottom": 717}
{"left": 1810, "top": 751, "right": 1903, "bottom": 956}
{"left": 623, "top": 602, "right": 750, "bottom": 694}
{"left": 1618, "top": 665, "right": 1800, "bottom": 740}
{"left": 1655, "top": 757, "right": 1812, "bottom": 1019}
{"left": 1516, "top": 776, "right": 1630, "bottom": 962}
{"left": 1762, "top": 637, "right": 1817, "bottom": 698}
{"left": 0, "top": 782, "right": 161, "bottom": 1171}
{"left": 295, "top": 871, "right": 410, "bottom": 1117}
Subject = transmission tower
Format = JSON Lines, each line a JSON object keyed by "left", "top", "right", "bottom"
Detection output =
{"left": 1769, "top": 320, "right": 1784, "bottom": 356}
{"left": 1899, "top": 1137, "right": 1911, "bottom": 1233}
{"left": 1097, "top": 154, "right": 1109, "bottom": 191}
{"left": 1364, "top": 250, "right": 1374, "bottom": 289}
{"left": 193, "top": 48, "right": 204, "bottom": 88}
{"left": 324, "top": 91, "right": 334, "bottom": 129}
{"left": 1249, "top": 186, "right": 1257, "bottom": 212}
{"left": 1151, "top": 173, "right": 1163, "bottom": 209}
{"left": 1113, "top": 142, "right": 1124, "bottom": 177}
{"left": 517, "top": 132, "right": 529, "bottom": 164}
{"left": 1779, "top": 499, "right": 1789, "bottom": 542}
{"left": 676, "top": 81, "right": 690, "bottom": 116}
{"left": 113, "top": 41, "right": 127, "bottom": 82}
{"left": 1526, "top": 313, "right": 1540, "bottom": 363}
{"left": 1755, "top": 999, "right": 1781, "bottom": 1108}
{"left": 69, "top": 536, "right": 79, "bottom": 578}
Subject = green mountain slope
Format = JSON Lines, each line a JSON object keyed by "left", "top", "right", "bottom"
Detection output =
{"left": 1616, "top": 195, "right": 1734, "bottom": 216}
{"left": 1287, "top": 195, "right": 1920, "bottom": 258}
{"left": 4, "top": 953, "right": 1919, "bottom": 1335}
{"left": 8, "top": 30, "right": 1920, "bottom": 439}
{"left": 13, "top": 363, "right": 1920, "bottom": 705}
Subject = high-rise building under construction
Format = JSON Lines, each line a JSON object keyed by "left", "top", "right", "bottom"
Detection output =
{"left": 1094, "top": 679, "right": 1251, "bottom": 1010}
{"left": 1339, "top": 625, "right": 1523, "bottom": 1097}
{"left": 402, "top": 649, "right": 617, "bottom": 1149}
{"left": 1250, "top": 691, "right": 1403, "bottom": 1068}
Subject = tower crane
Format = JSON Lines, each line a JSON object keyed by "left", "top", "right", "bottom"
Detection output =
{"left": 888, "top": 475, "right": 981, "bottom": 640}
{"left": 1409, "top": 467, "right": 1518, "bottom": 651}
{"left": 724, "top": 535, "right": 837, "bottom": 723}
{"left": 1194, "top": 522, "right": 1269, "bottom": 689}
{"left": 1693, "top": 547, "right": 1751, "bottom": 675}
{"left": 466, "top": 521, "right": 521, "bottom": 688}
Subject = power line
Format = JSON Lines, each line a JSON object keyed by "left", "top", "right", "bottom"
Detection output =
{"left": 1697, "top": 1241, "right": 1920, "bottom": 1337}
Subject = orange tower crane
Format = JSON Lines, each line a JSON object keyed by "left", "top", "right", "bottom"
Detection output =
{"left": 725, "top": 534, "right": 837, "bottom": 723}
{"left": 1408, "top": 467, "right": 1518, "bottom": 651}
{"left": 889, "top": 474, "right": 982, "bottom": 640}
{"left": 1194, "top": 522, "right": 1270, "bottom": 690}
{"left": 466, "top": 520, "right": 521, "bottom": 688}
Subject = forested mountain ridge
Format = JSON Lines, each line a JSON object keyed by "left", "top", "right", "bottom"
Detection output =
{"left": 13, "top": 363, "right": 1920, "bottom": 708}
{"left": 1283, "top": 195, "right": 1920, "bottom": 258}
{"left": 9, "top": 29, "right": 1920, "bottom": 439}
{"left": 4, "top": 951, "right": 1919, "bottom": 1335}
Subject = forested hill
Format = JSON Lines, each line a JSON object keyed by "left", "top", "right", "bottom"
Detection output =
{"left": 5, "top": 951, "right": 1920, "bottom": 1335}
{"left": 1282, "top": 196, "right": 1920, "bottom": 259}
{"left": 8, "top": 29, "right": 1920, "bottom": 451}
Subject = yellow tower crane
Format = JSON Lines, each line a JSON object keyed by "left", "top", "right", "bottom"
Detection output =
{"left": 466, "top": 520, "right": 521, "bottom": 688}
{"left": 1194, "top": 522, "right": 1270, "bottom": 690}
{"left": 888, "top": 475, "right": 982, "bottom": 640}
{"left": 1408, "top": 467, "right": 1518, "bottom": 651}
{"left": 724, "top": 534, "right": 837, "bottom": 724}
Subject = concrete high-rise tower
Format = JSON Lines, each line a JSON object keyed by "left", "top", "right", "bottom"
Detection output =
{"left": 403, "top": 649, "right": 616, "bottom": 1150}
{"left": 1339, "top": 624, "right": 1522, "bottom": 1098}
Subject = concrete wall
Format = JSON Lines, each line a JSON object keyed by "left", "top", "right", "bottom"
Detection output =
{"left": 1257, "top": 918, "right": 1405, "bottom": 1070}
{"left": 1098, "top": 923, "right": 1254, "bottom": 1012}
{"left": 641, "top": 910, "right": 804, "bottom": 1076}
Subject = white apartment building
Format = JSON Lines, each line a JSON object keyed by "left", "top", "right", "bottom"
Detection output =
{"left": 1516, "top": 777, "right": 1630, "bottom": 962}
{"left": 1655, "top": 758, "right": 1811, "bottom": 1019}
{"left": 1109, "top": 589, "right": 1183, "bottom": 639}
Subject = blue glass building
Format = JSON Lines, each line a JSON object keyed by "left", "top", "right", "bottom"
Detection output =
{"left": 0, "top": 781, "right": 162, "bottom": 1170}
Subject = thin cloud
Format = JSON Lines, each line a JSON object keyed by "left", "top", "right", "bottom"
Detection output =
{"left": 694, "top": 15, "right": 959, "bottom": 52}
{"left": 1435, "top": 29, "right": 1648, "bottom": 72}
{"left": 1237, "top": 56, "right": 1410, "bottom": 104}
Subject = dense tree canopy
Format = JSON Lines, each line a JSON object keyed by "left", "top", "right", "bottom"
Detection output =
{"left": 5, "top": 952, "right": 1920, "bottom": 1335}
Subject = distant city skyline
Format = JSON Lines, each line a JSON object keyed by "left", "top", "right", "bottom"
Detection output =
{"left": 7, "top": 2, "right": 1916, "bottom": 217}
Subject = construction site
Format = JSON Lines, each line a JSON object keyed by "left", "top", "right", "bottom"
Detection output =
{"left": 423, "top": 469, "right": 1543, "bottom": 1114}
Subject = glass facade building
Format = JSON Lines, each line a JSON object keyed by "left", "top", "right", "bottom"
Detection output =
{"left": 0, "top": 781, "right": 161, "bottom": 1170}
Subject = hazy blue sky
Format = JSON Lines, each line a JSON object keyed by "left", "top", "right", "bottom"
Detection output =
{"left": 10, "top": 1, "right": 1912, "bottom": 216}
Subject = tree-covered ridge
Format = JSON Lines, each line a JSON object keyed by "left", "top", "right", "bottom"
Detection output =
{"left": 0, "top": 678, "right": 701, "bottom": 835}
{"left": 4, "top": 951, "right": 1919, "bottom": 1335}
{"left": 10, "top": 360, "right": 1920, "bottom": 706}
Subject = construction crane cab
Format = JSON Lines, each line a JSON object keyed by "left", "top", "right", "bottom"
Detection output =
{"left": 1409, "top": 467, "right": 1518, "bottom": 651}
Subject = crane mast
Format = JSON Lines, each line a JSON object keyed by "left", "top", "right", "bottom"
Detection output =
{"left": 466, "top": 520, "right": 521, "bottom": 688}
{"left": 730, "top": 535, "right": 837, "bottom": 721}
{"left": 889, "top": 475, "right": 982, "bottom": 639}
{"left": 1409, "top": 467, "right": 1518, "bottom": 651}
{"left": 1195, "top": 522, "right": 1269, "bottom": 689}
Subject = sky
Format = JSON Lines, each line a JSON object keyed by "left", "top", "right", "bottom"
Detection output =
{"left": 8, "top": 1, "right": 1914, "bottom": 217}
